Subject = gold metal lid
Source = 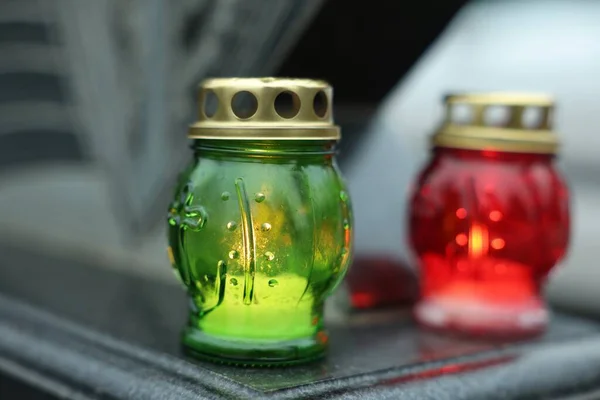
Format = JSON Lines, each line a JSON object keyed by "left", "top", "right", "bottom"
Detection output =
{"left": 188, "top": 77, "right": 340, "bottom": 140}
{"left": 432, "top": 92, "right": 560, "bottom": 154}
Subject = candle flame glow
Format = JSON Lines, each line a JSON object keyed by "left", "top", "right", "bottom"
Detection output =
{"left": 468, "top": 222, "right": 489, "bottom": 258}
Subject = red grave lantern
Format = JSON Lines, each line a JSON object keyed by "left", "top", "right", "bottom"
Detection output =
{"left": 409, "top": 93, "right": 570, "bottom": 337}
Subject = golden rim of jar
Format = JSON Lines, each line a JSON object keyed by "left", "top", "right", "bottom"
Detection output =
{"left": 188, "top": 77, "right": 340, "bottom": 141}
{"left": 431, "top": 92, "right": 560, "bottom": 154}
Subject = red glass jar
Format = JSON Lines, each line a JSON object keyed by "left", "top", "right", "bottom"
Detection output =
{"left": 409, "top": 93, "right": 570, "bottom": 337}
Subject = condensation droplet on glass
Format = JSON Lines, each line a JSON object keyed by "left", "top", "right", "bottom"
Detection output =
{"left": 255, "top": 193, "right": 266, "bottom": 203}
{"left": 217, "top": 260, "right": 226, "bottom": 269}
{"left": 264, "top": 251, "right": 275, "bottom": 261}
{"left": 489, "top": 210, "right": 503, "bottom": 222}
{"left": 221, "top": 191, "right": 230, "bottom": 201}
{"left": 261, "top": 222, "right": 272, "bottom": 232}
{"left": 455, "top": 208, "right": 467, "bottom": 219}
{"left": 455, "top": 233, "right": 468, "bottom": 246}
{"left": 491, "top": 238, "right": 505, "bottom": 250}
{"left": 226, "top": 221, "right": 237, "bottom": 231}
{"left": 230, "top": 277, "right": 238, "bottom": 286}
{"left": 339, "top": 190, "right": 349, "bottom": 202}
{"left": 229, "top": 250, "right": 239, "bottom": 259}
{"left": 268, "top": 279, "right": 278, "bottom": 287}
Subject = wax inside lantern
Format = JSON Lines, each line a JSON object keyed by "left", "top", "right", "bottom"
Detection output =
{"left": 415, "top": 253, "right": 547, "bottom": 335}
{"left": 194, "top": 273, "right": 317, "bottom": 340}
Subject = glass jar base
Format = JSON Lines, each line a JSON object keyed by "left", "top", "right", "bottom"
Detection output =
{"left": 414, "top": 296, "right": 548, "bottom": 338}
{"left": 182, "top": 327, "right": 326, "bottom": 367}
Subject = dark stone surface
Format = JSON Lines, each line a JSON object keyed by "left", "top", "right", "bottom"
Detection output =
{"left": 1, "top": 242, "right": 600, "bottom": 399}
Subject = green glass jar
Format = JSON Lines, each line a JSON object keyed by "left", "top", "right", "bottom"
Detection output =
{"left": 167, "top": 78, "right": 353, "bottom": 366}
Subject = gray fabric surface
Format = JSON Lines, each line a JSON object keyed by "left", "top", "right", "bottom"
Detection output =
{"left": 1, "top": 242, "right": 600, "bottom": 398}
